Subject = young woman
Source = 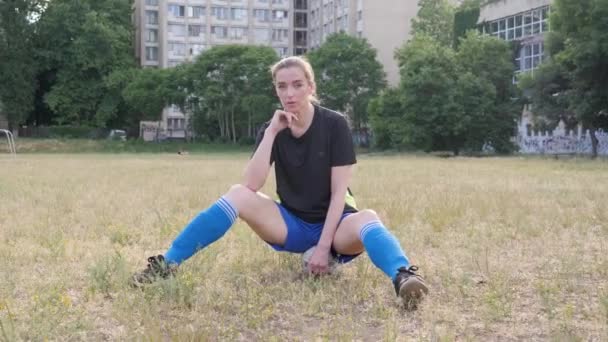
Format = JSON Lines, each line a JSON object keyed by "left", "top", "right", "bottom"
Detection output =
{"left": 133, "top": 56, "right": 429, "bottom": 309}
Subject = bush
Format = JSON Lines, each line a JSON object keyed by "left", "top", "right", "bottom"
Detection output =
{"left": 18, "top": 126, "right": 113, "bottom": 139}
{"left": 238, "top": 136, "right": 256, "bottom": 146}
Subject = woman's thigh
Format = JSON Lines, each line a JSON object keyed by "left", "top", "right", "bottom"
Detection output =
{"left": 332, "top": 209, "right": 380, "bottom": 255}
{"left": 223, "top": 184, "right": 287, "bottom": 246}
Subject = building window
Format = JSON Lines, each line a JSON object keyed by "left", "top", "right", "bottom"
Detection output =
{"left": 295, "top": 0, "right": 307, "bottom": 10}
{"left": 168, "top": 24, "right": 186, "bottom": 37}
{"left": 145, "top": 0, "right": 158, "bottom": 6}
{"left": 168, "top": 42, "right": 187, "bottom": 56}
{"left": 231, "top": 8, "right": 248, "bottom": 20}
{"left": 188, "top": 25, "right": 203, "bottom": 37}
{"left": 212, "top": 7, "right": 229, "bottom": 20}
{"left": 229, "top": 27, "right": 248, "bottom": 39}
{"left": 188, "top": 6, "right": 205, "bottom": 18}
{"left": 515, "top": 42, "right": 545, "bottom": 80}
{"left": 145, "top": 10, "right": 158, "bottom": 25}
{"left": 275, "top": 47, "right": 288, "bottom": 57}
{"left": 295, "top": 12, "right": 307, "bottom": 28}
{"left": 211, "top": 26, "right": 228, "bottom": 38}
{"left": 146, "top": 29, "right": 158, "bottom": 42}
{"left": 272, "top": 10, "right": 288, "bottom": 21}
{"left": 272, "top": 29, "right": 288, "bottom": 41}
{"left": 254, "top": 9, "right": 270, "bottom": 22}
{"left": 145, "top": 47, "right": 158, "bottom": 61}
{"left": 295, "top": 47, "right": 307, "bottom": 55}
{"left": 488, "top": 5, "right": 549, "bottom": 41}
{"left": 168, "top": 4, "right": 185, "bottom": 17}
{"left": 295, "top": 31, "right": 307, "bottom": 46}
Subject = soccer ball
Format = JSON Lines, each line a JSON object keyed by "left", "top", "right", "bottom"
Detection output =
{"left": 301, "top": 246, "right": 340, "bottom": 274}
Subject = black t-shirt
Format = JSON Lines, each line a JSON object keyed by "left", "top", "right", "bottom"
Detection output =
{"left": 254, "top": 105, "right": 358, "bottom": 223}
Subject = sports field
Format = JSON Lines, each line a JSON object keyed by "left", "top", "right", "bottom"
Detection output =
{"left": 0, "top": 153, "right": 606, "bottom": 340}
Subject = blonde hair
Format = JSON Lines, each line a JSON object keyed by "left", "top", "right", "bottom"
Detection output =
{"left": 271, "top": 56, "right": 319, "bottom": 104}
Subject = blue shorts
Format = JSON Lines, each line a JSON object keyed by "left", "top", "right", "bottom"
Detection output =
{"left": 268, "top": 202, "right": 361, "bottom": 263}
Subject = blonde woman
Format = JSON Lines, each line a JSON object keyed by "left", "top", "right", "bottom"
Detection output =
{"left": 133, "top": 56, "right": 428, "bottom": 309}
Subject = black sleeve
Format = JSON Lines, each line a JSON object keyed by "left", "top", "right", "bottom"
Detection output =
{"left": 253, "top": 122, "right": 274, "bottom": 164}
{"left": 330, "top": 115, "right": 357, "bottom": 167}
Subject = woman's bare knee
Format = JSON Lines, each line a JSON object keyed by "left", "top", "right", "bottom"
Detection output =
{"left": 223, "top": 184, "right": 256, "bottom": 209}
{"left": 357, "top": 209, "right": 380, "bottom": 223}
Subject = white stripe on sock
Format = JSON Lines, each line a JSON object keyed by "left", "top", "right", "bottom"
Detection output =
{"left": 217, "top": 198, "right": 237, "bottom": 222}
{"left": 359, "top": 220, "right": 383, "bottom": 242}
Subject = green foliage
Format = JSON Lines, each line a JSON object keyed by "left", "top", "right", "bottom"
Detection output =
{"left": 396, "top": 36, "right": 460, "bottom": 152}
{"left": 307, "top": 33, "right": 386, "bottom": 129}
{"left": 390, "top": 32, "right": 517, "bottom": 154}
{"left": 35, "top": 0, "right": 136, "bottom": 127}
{"left": 0, "top": 0, "right": 44, "bottom": 129}
{"left": 453, "top": 6, "right": 480, "bottom": 48}
{"left": 122, "top": 68, "right": 177, "bottom": 122}
{"left": 456, "top": 31, "right": 519, "bottom": 153}
{"left": 181, "top": 45, "right": 278, "bottom": 143}
{"left": 411, "top": 0, "right": 456, "bottom": 47}
{"left": 368, "top": 88, "right": 405, "bottom": 149}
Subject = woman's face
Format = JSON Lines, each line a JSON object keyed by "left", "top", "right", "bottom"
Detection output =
{"left": 274, "top": 66, "right": 315, "bottom": 115}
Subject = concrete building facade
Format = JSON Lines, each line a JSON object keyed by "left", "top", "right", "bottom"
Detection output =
{"left": 308, "top": 0, "right": 419, "bottom": 86}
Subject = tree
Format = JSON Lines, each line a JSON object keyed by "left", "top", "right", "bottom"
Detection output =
{"left": 183, "top": 45, "right": 278, "bottom": 143}
{"left": 453, "top": 1, "right": 481, "bottom": 48}
{"left": 122, "top": 68, "right": 176, "bottom": 127}
{"left": 395, "top": 36, "right": 460, "bottom": 152}
{"left": 411, "top": 0, "right": 456, "bottom": 47}
{"left": 0, "top": 0, "right": 45, "bottom": 130}
{"left": 307, "top": 33, "right": 386, "bottom": 130}
{"left": 521, "top": 0, "right": 608, "bottom": 157}
{"left": 34, "top": 0, "right": 136, "bottom": 127}
{"left": 456, "top": 31, "right": 518, "bottom": 153}
{"left": 368, "top": 88, "right": 405, "bottom": 150}
{"left": 393, "top": 32, "right": 517, "bottom": 155}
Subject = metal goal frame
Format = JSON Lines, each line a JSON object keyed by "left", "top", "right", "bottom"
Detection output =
{"left": 0, "top": 129, "right": 16, "bottom": 156}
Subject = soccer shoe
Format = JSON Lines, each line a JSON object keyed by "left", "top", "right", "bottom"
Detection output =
{"left": 131, "top": 255, "right": 177, "bottom": 287}
{"left": 393, "top": 266, "right": 429, "bottom": 310}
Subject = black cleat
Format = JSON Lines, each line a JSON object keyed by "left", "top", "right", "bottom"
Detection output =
{"left": 131, "top": 255, "right": 177, "bottom": 288}
{"left": 393, "top": 266, "right": 429, "bottom": 310}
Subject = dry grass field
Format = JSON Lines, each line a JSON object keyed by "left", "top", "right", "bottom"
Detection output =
{"left": 0, "top": 153, "right": 607, "bottom": 340}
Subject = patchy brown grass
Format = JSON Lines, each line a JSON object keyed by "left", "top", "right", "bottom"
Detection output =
{"left": 0, "top": 153, "right": 607, "bottom": 340}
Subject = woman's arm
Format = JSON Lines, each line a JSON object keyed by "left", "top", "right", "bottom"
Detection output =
{"left": 308, "top": 164, "right": 353, "bottom": 274}
{"left": 242, "top": 127, "right": 276, "bottom": 191}
{"left": 243, "top": 110, "right": 297, "bottom": 192}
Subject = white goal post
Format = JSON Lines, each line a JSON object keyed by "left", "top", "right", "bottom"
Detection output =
{"left": 0, "top": 129, "right": 16, "bottom": 156}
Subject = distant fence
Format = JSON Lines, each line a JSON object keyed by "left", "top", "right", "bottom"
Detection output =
{"left": 517, "top": 129, "right": 608, "bottom": 156}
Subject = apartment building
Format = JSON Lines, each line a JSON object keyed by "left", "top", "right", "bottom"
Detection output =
{"left": 478, "top": 0, "right": 552, "bottom": 80}
{"left": 133, "top": 0, "right": 293, "bottom": 139}
{"left": 308, "top": 0, "right": 419, "bottom": 86}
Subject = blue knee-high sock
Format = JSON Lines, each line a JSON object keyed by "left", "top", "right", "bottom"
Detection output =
{"left": 360, "top": 221, "right": 410, "bottom": 280}
{"left": 164, "top": 197, "right": 238, "bottom": 265}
